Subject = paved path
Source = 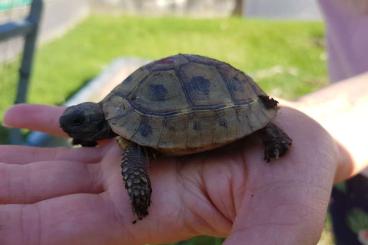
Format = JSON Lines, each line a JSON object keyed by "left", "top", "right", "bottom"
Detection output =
{"left": 246, "top": 0, "right": 322, "bottom": 20}
{"left": 0, "top": 0, "right": 89, "bottom": 63}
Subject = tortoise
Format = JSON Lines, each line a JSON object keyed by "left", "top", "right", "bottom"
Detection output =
{"left": 59, "top": 54, "right": 292, "bottom": 223}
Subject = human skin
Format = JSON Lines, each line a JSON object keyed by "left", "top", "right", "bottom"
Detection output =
{"left": 295, "top": 72, "right": 368, "bottom": 179}
{"left": 0, "top": 103, "right": 349, "bottom": 245}
{"left": 3, "top": 72, "right": 368, "bottom": 245}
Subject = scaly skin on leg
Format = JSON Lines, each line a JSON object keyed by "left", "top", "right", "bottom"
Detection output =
{"left": 117, "top": 137, "right": 152, "bottom": 223}
{"left": 259, "top": 123, "right": 292, "bottom": 162}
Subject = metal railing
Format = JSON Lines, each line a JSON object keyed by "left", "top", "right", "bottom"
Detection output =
{"left": 0, "top": 0, "right": 43, "bottom": 144}
{"left": 0, "top": 0, "right": 32, "bottom": 12}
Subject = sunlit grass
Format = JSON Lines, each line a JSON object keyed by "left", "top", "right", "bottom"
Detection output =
{"left": 31, "top": 16, "right": 326, "bottom": 103}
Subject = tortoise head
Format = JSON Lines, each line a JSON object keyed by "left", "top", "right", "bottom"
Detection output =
{"left": 59, "top": 102, "right": 115, "bottom": 146}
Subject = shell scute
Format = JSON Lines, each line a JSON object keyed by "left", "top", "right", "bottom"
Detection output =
{"left": 217, "top": 63, "right": 265, "bottom": 104}
{"left": 131, "top": 115, "right": 163, "bottom": 147}
{"left": 185, "top": 110, "right": 216, "bottom": 148}
{"left": 103, "top": 54, "right": 277, "bottom": 153}
{"left": 157, "top": 115, "right": 188, "bottom": 150}
{"left": 131, "top": 69, "right": 190, "bottom": 114}
{"left": 213, "top": 108, "right": 239, "bottom": 144}
{"left": 179, "top": 62, "right": 233, "bottom": 107}
{"left": 116, "top": 67, "right": 150, "bottom": 97}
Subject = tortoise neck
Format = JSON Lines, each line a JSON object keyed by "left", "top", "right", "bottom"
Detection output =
{"left": 92, "top": 103, "right": 117, "bottom": 140}
{"left": 96, "top": 116, "right": 117, "bottom": 140}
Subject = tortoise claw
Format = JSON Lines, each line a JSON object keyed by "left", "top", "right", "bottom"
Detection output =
{"left": 260, "top": 123, "right": 292, "bottom": 162}
{"left": 264, "top": 138, "right": 291, "bottom": 162}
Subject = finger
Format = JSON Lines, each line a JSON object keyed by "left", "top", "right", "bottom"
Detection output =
{"left": 0, "top": 145, "right": 105, "bottom": 164}
{"left": 0, "top": 194, "right": 127, "bottom": 245}
{"left": 3, "top": 104, "right": 66, "bottom": 137}
{"left": 223, "top": 188, "right": 325, "bottom": 245}
{"left": 0, "top": 161, "right": 103, "bottom": 204}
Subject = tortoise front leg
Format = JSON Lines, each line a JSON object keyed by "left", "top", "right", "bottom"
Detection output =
{"left": 259, "top": 123, "right": 292, "bottom": 162}
{"left": 117, "top": 137, "right": 152, "bottom": 223}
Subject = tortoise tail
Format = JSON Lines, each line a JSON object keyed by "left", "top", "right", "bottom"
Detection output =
{"left": 258, "top": 95, "right": 279, "bottom": 109}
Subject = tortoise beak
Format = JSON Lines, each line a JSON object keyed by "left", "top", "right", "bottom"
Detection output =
{"left": 59, "top": 106, "right": 85, "bottom": 133}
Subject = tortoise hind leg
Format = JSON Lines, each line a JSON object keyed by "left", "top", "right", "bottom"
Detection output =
{"left": 117, "top": 137, "right": 152, "bottom": 223}
{"left": 259, "top": 123, "right": 292, "bottom": 162}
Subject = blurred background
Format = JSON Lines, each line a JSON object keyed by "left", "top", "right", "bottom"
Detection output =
{"left": 0, "top": 0, "right": 332, "bottom": 244}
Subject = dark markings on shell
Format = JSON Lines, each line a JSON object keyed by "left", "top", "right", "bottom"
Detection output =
{"left": 112, "top": 54, "right": 265, "bottom": 116}
{"left": 218, "top": 118, "right": 228, "bottom": 128}
{"left": 176, "top": 59, "right": 243, "bottom": 109}
{"left": 138, "top": 119, "right": 152, "bottom": 137}
{"left": 215, "top": 64, "right": 239, "bottom": 105}
{"left": 149, "top": 84, "right": 168, "bottom": 101}
{"left": 163, "top": 118, "right": 176, "bottom": 131}
{"left": 244, "top": 110, "right": 254, "bottom": 131}
{"left": 186, "top": 76, "right": 211, "bottom": 96}
{"left": 228, "top": 77, "right": 245, "bottom": 93}
{"left": 193, "top": 121, "right": 201, "bottom": 131}
{"left": 213, "top": 109, "right": 229, "bottom": 130}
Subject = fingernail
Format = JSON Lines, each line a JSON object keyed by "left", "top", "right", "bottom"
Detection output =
{"left": 1, "top": 121, "right": 13, "bottom": 128}
{"left": 2, "top": 107, "right": 14, "bottom": 128}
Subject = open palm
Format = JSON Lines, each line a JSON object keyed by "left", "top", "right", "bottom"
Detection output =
{"left": 1, "top": 104, "right": 343, "bottom": 245}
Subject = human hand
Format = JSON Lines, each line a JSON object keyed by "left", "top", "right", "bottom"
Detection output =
{"left": 1, "top": 104, "right": 347, "bottom": 245}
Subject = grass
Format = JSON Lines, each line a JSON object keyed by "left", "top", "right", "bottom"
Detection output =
{"left": 29, "top": 16, "right": 326, "bottom": 105}
{"left": 0, "top": 15, "right": 331, "bottom": 244}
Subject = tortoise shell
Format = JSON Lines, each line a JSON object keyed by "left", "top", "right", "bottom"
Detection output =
{"left": 101, "top": 54, "right": 277, "bottom": 155}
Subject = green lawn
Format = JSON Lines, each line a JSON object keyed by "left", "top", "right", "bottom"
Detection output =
{"left": 0, "top": 15, "right": 331, "bottom": 244}
{"left": 30, "top": 16, "right": 326, "bottom": 103}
